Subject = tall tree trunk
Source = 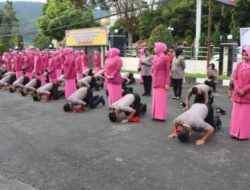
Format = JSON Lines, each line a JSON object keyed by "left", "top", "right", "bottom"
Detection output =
{"left": 128, "top": 32, "right": 133, "bottom": 47}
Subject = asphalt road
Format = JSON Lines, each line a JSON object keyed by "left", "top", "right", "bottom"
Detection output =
{"left": 0, "top": 82, "right": 249, "bottom": 190}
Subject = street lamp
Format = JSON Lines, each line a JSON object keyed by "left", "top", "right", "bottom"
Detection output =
{"left": 227, "top": 34, "right": 233, "bottom": 40}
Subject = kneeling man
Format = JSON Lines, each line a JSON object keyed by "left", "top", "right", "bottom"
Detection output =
{"left": 63, "top": 86, "right": 105, "bottom": 112}
{"left": 168, "top": 103, "right": 214, "bottom": 145}
{"left": 108, "top": 93, "right": 147, "bottom": 123}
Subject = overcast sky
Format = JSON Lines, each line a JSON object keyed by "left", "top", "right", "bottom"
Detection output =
{"left": 0, "top": 0, "right": 46, "bottom": 2}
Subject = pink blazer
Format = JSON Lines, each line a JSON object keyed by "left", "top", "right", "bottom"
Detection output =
{"left": 64, "top": 55, "right": 76, "bottom": 79}
{"left": 105, "top": 56, "right": 122, "bottom": 85}
{"left": 75, "top": 56, "right": 82, "bottom": 73}
{"left": 48, "top": 57, "right": 57, "bottom": 79}
{"left": 233, "top": 61, "right": 250, "bottom": 104}
{"left": 151, "top": 53, "right": 170, "bottom": 88}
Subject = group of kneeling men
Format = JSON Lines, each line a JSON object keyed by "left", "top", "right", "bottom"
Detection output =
{"left": 0, "top": 68, "right": 222, "bottom": 146}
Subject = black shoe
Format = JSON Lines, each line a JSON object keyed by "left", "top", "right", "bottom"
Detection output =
{"left": 100, "top": 96, "right": 105, "bottom": 106}
{"left": 142, "top": 93, "right": 147, "bottom": 96}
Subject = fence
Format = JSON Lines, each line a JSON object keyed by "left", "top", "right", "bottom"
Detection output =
{"left": 122, "top": 45, "right": 220, "bottom": 60}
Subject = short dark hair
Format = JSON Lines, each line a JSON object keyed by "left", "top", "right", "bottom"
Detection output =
{"left": 209, "top": 63, "right": 215, "bottom": 69}
{"left": 32, "top": 93, "right": 39, "bottom": 101}
{"left": 63, "top": 103, "right": 72, "bottom": 112}
{"left": 177, "top": 129, "right": 190, "bottom": 143}
{"left": 109, "top": 112, "right": 117, "bottom": 122}
{"left": 9, "top": 87, "right": 15, "bottom": 93}
{"left": 20, "top": 90, "right": 26, "bottom": 96}
{"left": 191, "top": 87, "right": 198, "bottom": 94}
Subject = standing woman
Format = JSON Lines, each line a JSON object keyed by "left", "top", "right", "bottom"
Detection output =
{"left": 81, "top": 50, "right": 89, "bottom": 73}
{"left": 105, "top": 48, "right": 123, "bottom": 105}
{"left": 64, "top": 48, "right": 76, "bottom": 98}
{"left": 230, "top": 47, "right": 250, "bottom": 140}
{"left": 140, "top": 49, "right": 153, "bottom": 96}
{"left": 92, "top": 50, "right": 101, "bottom": 74}
{"left": 171, "top": 48, "right": 185, "bottom": 100}
{"left": 13, "top": 51, "right": 23, "bottom": 79}
{"left": 151, "top": 42, "right": 170, "bottom": 121}
{"left": 75, "top": 50, "right": 83, "bottom": 82}
{"left": 34, "top": 50, "right": 46, "bottom": 86}
{"left": 47, "top": 52, "right": 57, "bottom": 84}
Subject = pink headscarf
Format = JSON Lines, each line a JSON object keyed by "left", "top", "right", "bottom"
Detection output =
{"left": 139, "top": 49, "right": 145, "bottom": 57}
{"left": 154, "top": 42, "right": 167, "bottom": 54}
{"left": 75, "top": 50, "right": 81, "bottom": 56}
{"left": 243, "top": 47, "right": 250, "bottom": 59}
{"left": 105, "top": 50, "right": 111, "bottom": 58}
{"left": 110, "top": 48, "right": 120, "bottom": 57}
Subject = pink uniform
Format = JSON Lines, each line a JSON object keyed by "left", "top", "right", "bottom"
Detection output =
{"left": 82, "top": 51, "right": 89, "bottom": 72}
{"left": 3, "top": 52, "right": 12, "bottom": 72}
{"left": 151, "top": 42, "right": 170, "bottom": 121}
{"left": 92, "top": 51, "right": 101, "bottom": 74}
{"left": 230, "top": 47, "right": 250, "bottom": 139}
{"left": 75, "top": 51, "right": 83, "bottom": 82}
{"left": 34, "top": 51, "right": 46, "bottom": 85}
{"left": 13, "top": 51, "right": 23, "bottom": 79}
{"left": 26, "top": 51, "right": 34, "bottom": 80}
{"left": 48, "top": 54, "right": 57, "bottom": 84}
{"left": 64, "top": 48, "right": 76, "bottom": 98}
{"left": 105, "top": 48, "right": 122, "bottom": 105}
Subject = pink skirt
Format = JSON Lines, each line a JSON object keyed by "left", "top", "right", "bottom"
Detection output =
{"left": 56, "top": 69, "right": 62, "bottom": 79}
{"left": 108, "top": 83, "right": 122, "bottom": 105}
{"left": 152, "top": 88, "right": 167, "bottom": 120}
{"left": 37, "top": 74, "right": 46, "bottom": 86}
{"left": 49, "top": 77, "right": 57, "bottom": 84}
{"left": 65, "top": 79, "right": 76, "bottom": 98}
{"left": 82, "top": 66, "right": 88, "bottom": 72}
{"left": 76, "top": 73, "right": 83, "bottom": 82}
{"left": 94, "top": 67, "right": 101, "bottom": 74}
{"left": 16, "top": 70, "right": 23, "bottom": 79}
{"left": 26, "top": 72, "right": 33, "bottom": 80}
{"left": 230, "top": 102, "right": 250, "bottom": 139}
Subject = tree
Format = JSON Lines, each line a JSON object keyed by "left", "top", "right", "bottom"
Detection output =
{"left": 37, "top": 0, "right": 97, "bottom": 41}
{"left": 213, "top": 23, "right": 220, "bottom": 46}
{"left": 112, "top": 0, "right": 145, "bottom": 46}
{"left": 32, "top": 32, "right": 52, "bottom": 49}
{"left": 234, "top": 0, "right": 250, "bottom": 27}
{"left": 147, "top": 24, "right": 173, "bottom": 51}
{"left": 137, "top": 9, "right": 162, "bottom": 40}
{"left": 0, "top": 0, "right": 23, "bottom": 52}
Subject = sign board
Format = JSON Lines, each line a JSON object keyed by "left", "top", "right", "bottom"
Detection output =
{"left": 240, "top": 28, "right": 250, "bottom": 47}
{"left": 65, "top": 27, "right": 108, "bottom": 47}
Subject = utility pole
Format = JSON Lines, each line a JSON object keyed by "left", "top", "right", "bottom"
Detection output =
{"left": 195, "top": 0, "right": 202, "bottom": 59}
{"left": 207, "top": 0, "right": 212, "bottom": 68}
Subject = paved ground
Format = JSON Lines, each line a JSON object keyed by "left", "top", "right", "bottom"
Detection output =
{"left": 0, "top": 82, "right": 249, "bottom": 190}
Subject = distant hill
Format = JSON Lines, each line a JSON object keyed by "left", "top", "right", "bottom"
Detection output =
{"left": 0, "top": 1, "right": 44, "bottom": 44}
{"left": 0, "top": 1, "right": 110, "bottom": 44}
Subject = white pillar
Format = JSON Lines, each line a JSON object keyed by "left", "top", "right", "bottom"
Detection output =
{"left": 195, "top": 0, "right": 202, "bottom": 59}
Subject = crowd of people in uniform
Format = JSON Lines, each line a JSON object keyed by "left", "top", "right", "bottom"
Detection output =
{"left": 0, "top": 42, "right": 250, "bottom": 145}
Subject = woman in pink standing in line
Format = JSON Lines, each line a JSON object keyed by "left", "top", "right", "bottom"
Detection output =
{"left": 47, "top": 52, "right": 57, "bottom": 84}
{"left": 105, "top": 48, "right": 122, "bottom": 105}
{"left": 75, "top": 50, "right": 83, "bottom": 82}
{"left": 64, "top": 48, "right": 76, "bottom": 98}
{"left": 3, "top": 52, "right": 12, "bottom": 73}
{"left": 13, "top": 51, "right": 23, "bottom": 79}
{"left": 92, "top": 50, "right": 101, "bottom": 74}
{"left": 25, "top": 50, "right": 34, "bottom": 80}
{"left": 230, "top": 47, "right": 250, "bottom": 140}
{"left": 151, "top": 42, "right": 170, "bottom": 121}
{"left": 81, "top": 50, "right": 89, "bottom": 74}
{"left": 34, "top": 49, "right": 46, "bottom": 85}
